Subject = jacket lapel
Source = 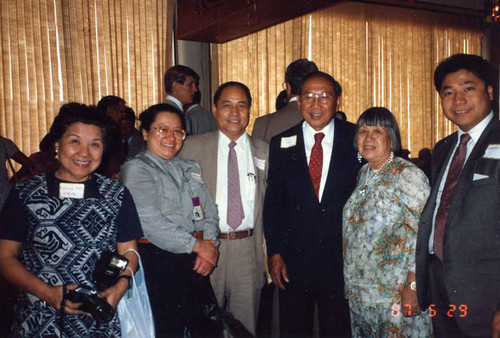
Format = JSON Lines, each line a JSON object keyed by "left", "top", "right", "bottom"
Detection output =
{"left": 202, "top": 132, "right": 219, "bottom": 201}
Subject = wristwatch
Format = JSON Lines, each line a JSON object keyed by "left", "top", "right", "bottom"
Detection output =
{"left": 117, "top": 274, "right": 132, "bottom": 289}
{"left": 409, "top": 281, "right": 417, "bottom": 292}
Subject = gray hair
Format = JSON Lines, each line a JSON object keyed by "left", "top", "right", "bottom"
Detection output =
{"left": 354, "top": 107, "right": 402, "bottom": 153}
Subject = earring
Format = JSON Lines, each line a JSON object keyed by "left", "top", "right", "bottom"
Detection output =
{"left": 55, "top": 148, "right": 59, "bottom": 154}
{"left": 357, "top": 152, "right": 362, "bottom": 163}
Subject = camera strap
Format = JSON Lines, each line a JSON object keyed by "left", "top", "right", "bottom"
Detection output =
{"left": 59, "top": 284, "right": 67, "bottom": 338}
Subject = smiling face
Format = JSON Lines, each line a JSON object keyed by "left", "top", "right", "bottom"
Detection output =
{"left": 54, "top": 122, "right": 104, "bottom": 182}
{"left": 171, "top": 76, "right": 197, "bottom": 106}
{"left": 298, "top": 76, "right": 340, "bottom": 131}
{"left": 214, "top": 85, "right": 250, "bottom": 141}
{"left": 357, "top": 124, "right": 393, "bottom": 169}
{"left": 440, "top": 69, "right": 494, "bottom": 132}
{"left": 143, "top": 112, "right": 184, "bottom": 161}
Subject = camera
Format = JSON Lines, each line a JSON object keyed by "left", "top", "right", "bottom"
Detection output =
{"left": 66, "top": 251, "right": 129, "bottom": 322}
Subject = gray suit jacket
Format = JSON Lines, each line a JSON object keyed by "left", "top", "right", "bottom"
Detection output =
{"left": 185, "top": 104, "right": 218, "bottom": 135}
{"left": 179, "top": 131, "right": 269, "bottom": 288}
{"left": 252, "top": 100, "right": 302, "bottom": 143}
{"left": 416, "top": 118, "right": 500, "bottom": 336}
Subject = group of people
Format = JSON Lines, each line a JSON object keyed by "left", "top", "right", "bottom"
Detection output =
{"left": 0, "top": 52, "right": 498, "bottom": 338}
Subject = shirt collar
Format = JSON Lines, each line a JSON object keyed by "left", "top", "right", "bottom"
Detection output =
{"left": 289, "top": 96, "right": 298, "bottom": 103}
{"left": 218, "top": 130, "right": 249, "bottom": 148}
{"left": 166, "top": 95, "right": 184, "bottom": 112}
{"left": 302, "top": 118, "right": 335, "bottom": 140}
{"left": 457, "top": 111, "right": 493, "bottom": 144}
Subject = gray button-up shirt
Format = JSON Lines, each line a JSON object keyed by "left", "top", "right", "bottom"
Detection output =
{"left": 121, "top": 150, "right": 219, "bottom": 253}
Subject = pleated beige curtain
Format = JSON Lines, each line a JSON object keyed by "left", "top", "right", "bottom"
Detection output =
{"left": 211, "top": 16, "right": 309, "bottom": 130}
{"left": 0, "top": 0, "right": 173, "bottom": 168}
{"left": 213, "top": 2, "right": 482, "bottom": 154}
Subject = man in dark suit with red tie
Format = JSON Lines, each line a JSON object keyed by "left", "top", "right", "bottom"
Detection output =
{"left": 416, "top": 54, "right": 500, "bottom": 336}
{"left": 264, "top": 71, "right": 359, "bottom": 337}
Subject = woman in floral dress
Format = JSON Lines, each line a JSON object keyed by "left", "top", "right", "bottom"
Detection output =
{"left": 343, "top": 107, "right": 432, "bottom": 337}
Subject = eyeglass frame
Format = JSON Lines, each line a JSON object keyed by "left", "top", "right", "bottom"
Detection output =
{"left": 151, "top": 125, "right": 187, "bottom": 140}
{"left": 300, "top": 91, "right": 335, "bottom": 105}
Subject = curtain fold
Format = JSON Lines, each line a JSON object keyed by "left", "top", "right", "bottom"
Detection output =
{"left": 0, "top": 0, "right": 173, "bottom": 172}
{"left": 213, "top": 2, "right": 482, "bottom": 154}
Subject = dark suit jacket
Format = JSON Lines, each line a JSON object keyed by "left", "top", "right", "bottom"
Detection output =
{"left": 416, "top": 118, "right": 500, "bottom": 336}
{"left": 264, "top": 120, "right": 359, "bottom": 287}
{"left": 179, "top": 131, "right": 269, "bottom": 289}
{"left": 252, "top": 101, "right": 303, "bottom": 143}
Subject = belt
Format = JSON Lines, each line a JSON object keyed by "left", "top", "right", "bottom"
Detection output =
{"left": 218, "top": 229, "right": 253, "bottom": 240}
{"left": 137, "top": 231, "right": 204, "bottom": 244}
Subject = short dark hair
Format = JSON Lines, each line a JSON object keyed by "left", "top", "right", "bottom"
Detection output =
{"left": 434, "top": 54, "right": 496, "bottom": 93}
{"left": 354, "top": 107, "right": 402, "bottom": 153}
{"left": 213, "top": 81, "right": 252, "bottom": 108}
{"left": 301, "top": 71, "right": 341, "bottom": 97}
{"left": 285, "top": 59, "right": 319, "bottom": 95}
{"left": 49, "top": 103, "right": 108, "bottom": 149}
{"left": 96, "top": 95, "right": 126, "bottom": 114}
{"left": 275, "top": 90, "right": 288, "bottom": 110}
{"left": 138, "top": 103, "right": 185, "bottom": 132}
{"left": 164, "top": 65, "right": 199, "bottom": 94}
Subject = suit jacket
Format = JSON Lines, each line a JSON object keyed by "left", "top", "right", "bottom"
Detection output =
{"left": 126, "top": 128, "right": 145, "bottom": 159}
{"left": 264, "top": 120, "right": 359, "bottom": 287}
{"left": 185, "top": 104, "right": 218, "bottom": 135}
{"left": 179, "top": 131, "right": 269, "bottom": 289}
{"left": 252, "top": 101, "right": 303, "bottom": 143}
{"left": 416, "top": 118, "right": 500, "bottom": 336}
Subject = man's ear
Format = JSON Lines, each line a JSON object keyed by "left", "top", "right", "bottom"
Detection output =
{"left": 286, "top": 83, "right": 292, "bottom": 100}
{"left": 336, "top": 96, "right": 342, "bottom": 111}
{"left": 487, "top": 85, "right": 494, "bottom": 101}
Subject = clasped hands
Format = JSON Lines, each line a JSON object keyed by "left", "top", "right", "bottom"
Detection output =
{"left": 193, "top": 239, "right": 219, "bottom": 276}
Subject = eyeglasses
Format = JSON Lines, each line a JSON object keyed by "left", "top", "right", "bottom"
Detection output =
{"left": 301, "top": 92, "right": 334, "bottom": 105}
{"left": 152, "top": 126, "right": 187, "bottom": 140}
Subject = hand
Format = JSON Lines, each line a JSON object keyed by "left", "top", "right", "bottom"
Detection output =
{"left": 98, "top": 279, "right": 129, "bottom": 309}
{"left": 193, "top": 256, "right": 215, "bottom": 276}
{"left": 193, "top": 239, "right": 219, "bottom": 266}
{"left": 401, "top": 284, "right": 420, "bottom": 317}
{"left": 46, "top": 284, "right": 85, "bottom": 315}
{"left": 492, "top": 310, "right": 500, "bottom": 338}
{"left": 269, "top": 254, "right": 289, "bottom": 290}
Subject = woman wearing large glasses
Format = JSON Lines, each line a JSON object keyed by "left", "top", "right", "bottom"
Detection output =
{"left": 121, "top": 103, "right": 220, "bottom": 337}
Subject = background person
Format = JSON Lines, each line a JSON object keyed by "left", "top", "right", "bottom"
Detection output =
{"left": 343, "top": 107, "right": 432, "bottom": 336}
{"left": 121, "top": 103, "right": 220, "bottom": 337}
{"left": 0, "top": 103, "right": 142, "bottom": 336}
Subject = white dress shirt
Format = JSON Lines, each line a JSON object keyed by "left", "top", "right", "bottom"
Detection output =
{"left": 166, "top": 95, "right": 184, "bottom": 112}
{"left": 302, "top": 119, "right": 335, "bottom": 202}
{"left": 216, "top": 131, "right": 256, "bottom": 232}
{"left": 428, "top": 111, "right": 494, "bottom": 253}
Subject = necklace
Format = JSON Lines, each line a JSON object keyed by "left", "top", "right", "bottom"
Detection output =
{"left": 362, "top": 152, "right": 394, "bottom": 193}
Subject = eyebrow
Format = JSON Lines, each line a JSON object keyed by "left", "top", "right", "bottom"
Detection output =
{"left": 441, "top": 80, "right": 476, "bottom": 91}
{"left": 221, "top": 100, "right": 248, "bottom": 105}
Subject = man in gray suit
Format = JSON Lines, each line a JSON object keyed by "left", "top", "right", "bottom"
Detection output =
{"left": 415, "top": 54, "right": 500, "bottom": 336}
{"left": 252, "top": 59, "right": 318, "bottom": 142}
{"left": 180, "top": 81, "right": 268, "bottom": 335}
{"left": 164, "top": 65, "right": 198, "bottom": 132}
{"left": 184, "top": 90, "right": 217, "bottom": 135}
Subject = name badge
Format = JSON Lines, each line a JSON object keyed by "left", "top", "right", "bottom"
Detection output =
{"left": 280, "top": 135, "right": 297, "bottom": 148}
{"left": 59, "top": 183, "right": 85, "bottom": 199}
{"left": 192, "top": 197, "right": 205, "bottom": 221}
{"left": 191, "top": 172, "right": 204, "bottom": 183}
{"left": 484, "top": 144, "right": 500, "bottom": 160}
{"left": 253, "top": 157, "right": 266, "bottom": 171}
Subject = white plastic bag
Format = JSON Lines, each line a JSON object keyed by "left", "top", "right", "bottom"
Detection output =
{"left": 117, "top": 249, "right": 155, "bottom": 338}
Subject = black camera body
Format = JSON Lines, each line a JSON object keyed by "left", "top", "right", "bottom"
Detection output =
{"left": 66, "top": 251, "right": 129, "bottom": 322}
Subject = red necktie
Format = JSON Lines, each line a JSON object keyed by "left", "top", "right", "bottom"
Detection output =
{"left": 433, "top": 133, "right": 470, "bottom": 260}
{"left": 309, "top": 133, "right": 325, "bottom": 199}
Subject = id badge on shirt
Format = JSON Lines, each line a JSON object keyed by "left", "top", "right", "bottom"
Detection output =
{"left": 59, "top": 183, "right": 85, "bottom": 199}
{"left": 192, "top": 197, "right": 205, "bottom": 221}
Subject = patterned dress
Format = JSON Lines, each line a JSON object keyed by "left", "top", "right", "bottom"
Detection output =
{"left": 343, "top": 156, "right": 432, "bottom": 337}
{"left": 2, "top": 172, "right": 141, "bottom": 337}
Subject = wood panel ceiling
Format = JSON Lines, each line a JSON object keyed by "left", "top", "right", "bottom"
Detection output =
{"left": 177, "top": 0, "right": 487, "bottom": 43}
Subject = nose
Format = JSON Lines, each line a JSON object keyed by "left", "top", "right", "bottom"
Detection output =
{"left": 453, "top": 91, "right": 466, "bottom": 105}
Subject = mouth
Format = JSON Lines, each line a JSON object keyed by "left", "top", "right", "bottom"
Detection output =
{"left": 227, "top": 120, "right": 241, "bottom": 124}
{"left": 454, "top": 109, "right": 470, "bottom": 115}
{"left": 161, "top": 143, "right": 175, "bottom": 148}
{"left": 73, "top": 160, "right": 91, "bottom": 166}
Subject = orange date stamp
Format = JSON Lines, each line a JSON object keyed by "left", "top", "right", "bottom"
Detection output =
{"left": 391, "top": 304, "right": 468, "bottom": 317}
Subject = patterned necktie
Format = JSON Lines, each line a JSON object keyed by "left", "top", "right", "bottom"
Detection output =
{"left": 309, "top": 133, "right": 325, "bottom": 199}
{"left": 433, "top": 133, "right": 470, "bottom": 260}
{"left": 227, "top": 141, "right": 244, "bottom": 229}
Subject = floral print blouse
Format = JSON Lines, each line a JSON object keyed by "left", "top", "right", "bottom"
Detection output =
{"left": 343, "top": 156, "right": 430, "bottom": 305}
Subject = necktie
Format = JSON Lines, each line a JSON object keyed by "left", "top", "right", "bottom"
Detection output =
{"left": 227, "top": 141, "right": 244, "bottom": 229}
{"left": 433, "top": 133, "right": 470, "bottom": 260}
{"left": 309, "top": 133, "right": 325, "bottom": 199}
